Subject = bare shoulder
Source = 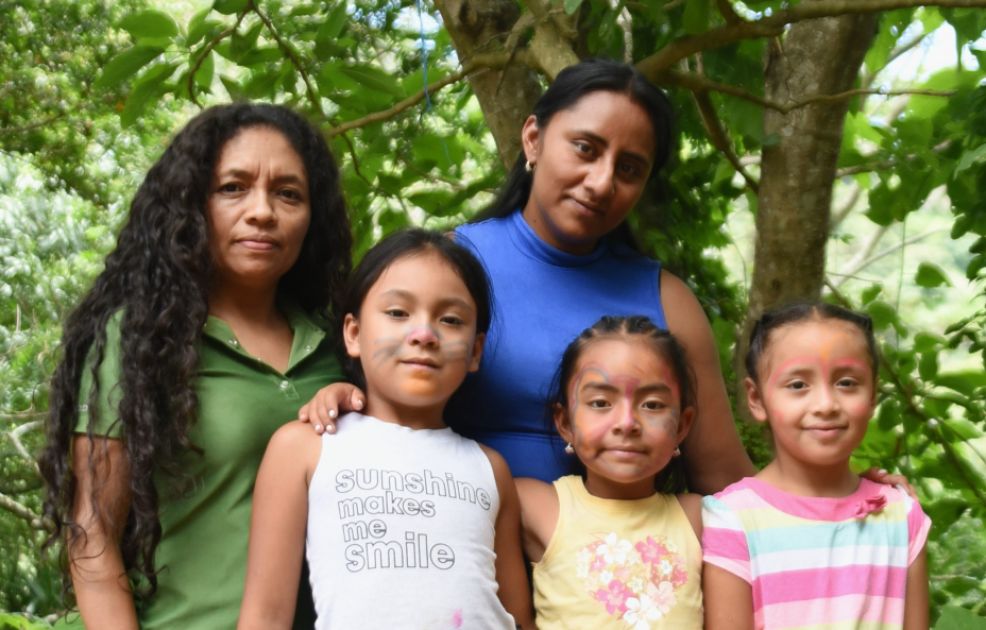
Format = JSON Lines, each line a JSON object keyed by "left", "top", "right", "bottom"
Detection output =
{"left": 515, "top": 477, "right": 555, "bottom": 506}
{"left": 675, "top": 492, "right": 704, "bottom": 539}
{"left": 478, "top": 443, "right": 513, "bottom": 484}
{"left": 264, "top": 420, "right": 322, "bottom": 475}
{"left": 659, "top": 270, "right": 708, "bottom": 331}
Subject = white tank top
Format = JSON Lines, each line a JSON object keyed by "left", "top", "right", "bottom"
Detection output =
{"left": 306, "top": 412, "right": 516, "bottom": 629}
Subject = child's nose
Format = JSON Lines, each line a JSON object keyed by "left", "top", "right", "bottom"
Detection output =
{"left": 613, "top": 402, "right": 641, "bottom": 434}
{"left": 405, "top": 325, "right": 438, "bottom": 346}
{"left": 812, "top": 386, "right": 840, "bottom": 415}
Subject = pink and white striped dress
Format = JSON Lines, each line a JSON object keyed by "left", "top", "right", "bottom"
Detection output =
{"left": 702, "top": 477, "right": 930, "bottom": 629}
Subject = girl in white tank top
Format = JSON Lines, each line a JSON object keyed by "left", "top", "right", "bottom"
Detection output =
{"left": 238, "top": 230, "right": 533, "bottom": 629}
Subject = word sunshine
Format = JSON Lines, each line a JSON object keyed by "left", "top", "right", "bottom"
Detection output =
{"left": 335, "top": 467, "right": 493, "bottom": 510}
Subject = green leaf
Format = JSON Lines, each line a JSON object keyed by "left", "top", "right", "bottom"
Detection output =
{"left": 95, "top": 46, "right": 164, "bottom": 90}
{"left": 950, "top": 438, "right": 986, "bottom": 496}
{"left": 913, "top": 332, "right": 945, "bottom": 353}
{"left": 918, "top": 351, "right": 939, "bottom": 381}
{"left": 119, "top": 10, "right": 179, "bottom": 41}
{"left": 339, "top": 64, "right": 404, "bottom": 97}
{"left": 915, "top": 262, "right": 951, "bottom": 288}
{"left": 933, "top": 605, "right": 986, "bottom": 630}
{"left": 121, "top": 63, "right": 177, "bottom": 127}
{"left": 860, "top": 284, "right": 882, "bottom": 305}
{"left": 955, "top": 143, "right": 986, "bottom": 175}
{"left": 563, "top": 0, "right": 584, "bottom": 15}
{"left": 316, "top": 2, "right": 350, "bottom": 58}
{"left": 943, "top": 418, "right": 984, "bottom": 442}
{"left": 186, "top": 8, "right": 214, "bottom": 46}
{"left": 232, "top": 21, "right": 263, "bottom": 57}
{"left": 214, "top": 0, "right": 248, "bottom": 15}
{"left": 866, "top": 301, "right": 897, "bottom": 331}
{"left": 937, "top": 371, "right": 986, "bottom": 397}
{"left": 683, "top": 0, "right": 711, "bottom": 34}
{"left": 194, "top": 51, "right": 215, "bottom": 90}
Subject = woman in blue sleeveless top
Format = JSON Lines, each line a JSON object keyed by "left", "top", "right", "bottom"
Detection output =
{"left": 445, "top": 59, "right": 754, "bottom": 490}
{"left": 305, "top": 59, "right": 754, "bottom": 492}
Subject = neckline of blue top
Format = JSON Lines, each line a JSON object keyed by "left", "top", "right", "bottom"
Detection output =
{"left": 508, "top": 209, "right": 610, "bottom": 268}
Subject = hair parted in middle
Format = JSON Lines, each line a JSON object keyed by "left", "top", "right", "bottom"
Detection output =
{"left": 342, "top": 228, "right": 493, "bottom": 388}
{"left": 546, "top": 315, "right": 696, "bottom": 493}
{"left": 475, "top": 58, "right": 675, "bottom": 250}
{"left": 744, "top": 301, "right": 879, "bottom": 385}
{"left": 39, "top": 102, "right": 352, "bottom": 601}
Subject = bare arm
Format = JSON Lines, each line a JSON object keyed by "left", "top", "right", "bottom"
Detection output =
{"left": 238, "top": 422, "right": 320, "bottom": 630}
{"left": 703, "top": 563, "right": 754, "bottom": 630}
{"left": 69, "top": 436, "right": 139, "bottom": 630}
{"left": 903, "top": 546, "right": 929, "bottom": 630}
{"left": 514, "top": 477, "right": 559, "bottom": 564}
{"left": 482, "top": 447, "right": 535, "bottom": 630}
{"left": 660, "top": 271, "right": 755, "bottom": 493}
{"left": 674, "top": 492, "right": 703, "bottom": 540}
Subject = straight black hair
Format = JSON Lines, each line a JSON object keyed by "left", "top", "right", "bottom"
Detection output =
{"left": 474, "top": 58, "right": 675, "bottom": 251}
{"left": 343, "top": 229, "right": 492, "bottom": 387}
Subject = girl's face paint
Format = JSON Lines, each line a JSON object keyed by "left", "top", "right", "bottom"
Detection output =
{"left": 343, "top": 252, "right": 484, "bottom": 428}
{"left": 746, "top": 319, "right": 876, "bottom": 476}
{"left": 556, "top": 338, "right": 693, "bottom": 500}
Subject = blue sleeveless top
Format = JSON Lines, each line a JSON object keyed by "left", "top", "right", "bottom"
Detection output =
{"left": 447, "top": 211, "right": 667, "bottom": 481}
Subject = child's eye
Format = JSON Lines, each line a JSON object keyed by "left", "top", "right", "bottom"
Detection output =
{"left": 641, "top": 400, "right": 667, "bottom": 412}
{"left": 785, "top": 380, "right": 808, "bottom": 391}
{"left": 384, "top": 308, "right": 408, "bottom": 319}
{"left": 587, "top": 399, "right": 611, "bottom": 409}
{"left": 836, "top": 377, "right": 859, "bottom": 388}
{"left": 439, "top": 315, "right": 465, "bottom": 326}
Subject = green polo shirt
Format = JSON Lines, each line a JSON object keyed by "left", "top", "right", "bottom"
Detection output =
{"left": 64, "top": 305, "right": 343, "bottom": 629}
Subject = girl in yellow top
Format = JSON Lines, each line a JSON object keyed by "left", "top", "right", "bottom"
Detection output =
{"left": 517, "top": 315, "right": 703, "bottom": 629}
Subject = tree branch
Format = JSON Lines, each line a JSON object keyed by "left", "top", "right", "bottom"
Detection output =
{"left": 249, "top": 1, "right": 322, "bottom": 116}
{"left": 327, "top": 52, "right": 521, "bottom": 137}
{"left": 0, "top": 490, "right": 46, "bottom": 530}
{"left": 638, "top": 0, "right": 986, "bottom": 77}
{"left": 187, "top": 12, "right": 246, "bottom": 106}
{"left": 688, "top": 76, "right": 759, "bottom": 192}
{"left": 8, "top": 419, "right": 42, "bottom": 466}
{"left": 659, "top": 69, "right": 954, "bottom": 113}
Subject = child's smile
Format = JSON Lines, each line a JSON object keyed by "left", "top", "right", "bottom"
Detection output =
{"left": 556, "top": 338, "right": 692, "bottom": 500}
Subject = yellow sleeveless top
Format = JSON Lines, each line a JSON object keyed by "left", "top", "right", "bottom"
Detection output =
{"left": 533, "top": 476, "right": 703, "bottom": 629}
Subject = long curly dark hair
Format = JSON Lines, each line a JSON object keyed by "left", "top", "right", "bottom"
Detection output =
{"left": 38, "top": 103, "right": 352, "bottom": 600}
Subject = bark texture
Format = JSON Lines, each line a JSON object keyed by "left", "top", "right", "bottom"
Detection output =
{"left": 435, "top": 0, "right": 547, "bottom": 167}
{"left": 741, "top": 10, "right": 878, "bottom": 359}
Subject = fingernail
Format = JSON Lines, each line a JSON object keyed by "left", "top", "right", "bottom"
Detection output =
{"left": 879, "top": 469, "right": 888, "bottom": 475}
{"left": 355, "top": 399, "right": 364, "bottom": 410}
{"left": 329, "top": 409, "right": 337, "bottom": 419}
{"left": 327, "top": 424, "right": 336, "bottom": 433}
{"left": 314, "top": 424, "right": 323, "bottom": 433}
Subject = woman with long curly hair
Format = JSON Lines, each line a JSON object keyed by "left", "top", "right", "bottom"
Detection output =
{"left": 39, "top": 103, "right": 352, "bottom": 629}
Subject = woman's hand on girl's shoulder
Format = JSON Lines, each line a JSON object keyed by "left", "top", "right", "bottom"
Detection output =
{"left": 675, "top": 492, "right": 704, "bottom": 539}
{"left": 860, "top": 467, "right": 918, "bottom": 500}
{"left": 514, "top": 477, "right": 559, "bottom": 564}
{"left": 297, "top": 382, "right": 365, "bottom": 434}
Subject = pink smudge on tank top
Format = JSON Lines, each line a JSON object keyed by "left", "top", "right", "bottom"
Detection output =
{"left": 451, "top": 609, "right": 463, "bottom": 628}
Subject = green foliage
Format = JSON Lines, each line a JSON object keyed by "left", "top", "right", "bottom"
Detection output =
{"left": 3, "top": 0, "right": 985, "bottom": 622}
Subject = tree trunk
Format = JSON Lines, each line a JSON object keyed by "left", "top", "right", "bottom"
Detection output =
{"left": 435, "top": 0, "right": 547, "bottom": 167}
{"left": 737, "top": 10, "right": 878, "bottom": 388}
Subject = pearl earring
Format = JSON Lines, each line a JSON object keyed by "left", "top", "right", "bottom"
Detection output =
{"left": 564, "top": 443, "right": 575, "bottom": 455}
{"left": 673, "top": 447, "right": 681, "bottom": 457}
{"left": 524, "top": 160, "right": 534, "bottom": 173}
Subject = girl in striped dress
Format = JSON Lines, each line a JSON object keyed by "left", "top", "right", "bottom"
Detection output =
{"left": 702, "top": 303, "right": 930, "bottom": 630}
